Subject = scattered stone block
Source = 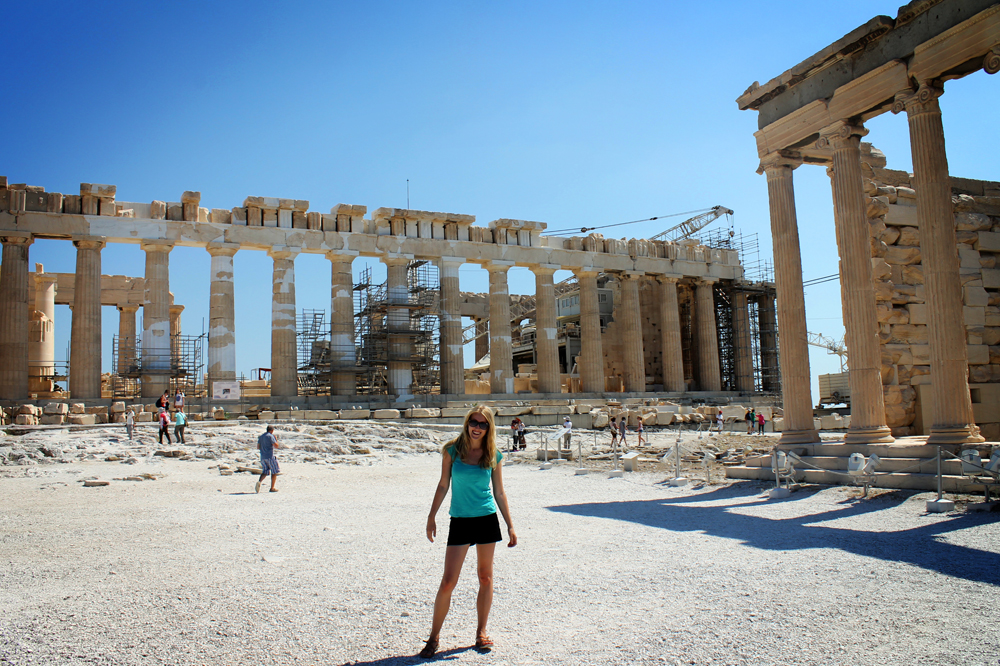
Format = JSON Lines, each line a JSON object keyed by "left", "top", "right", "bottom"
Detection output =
{"left": 338, "top": 409, "right": 370, "bottom": 420}
{"left": 406, "top": 408, "right": 440, "bottom": 418}
{"left": 440, "top": 408, "right": 470, "bottom": 418}
{"left": 83, "top": 480, "right": 110, "bottom": 487}
{"left": 135, "top": 412, "right": 153, "bottom": 422}
{"left": 67, "top": 414, "right": 96, "bottom": 425}
{"left": 301, "top": 409, "right": 338, "bottom": 420}
{"left": 622, "top": 452, "right": 640, "bottom": 472}
{"left": 15, "top": 414, "right": 37, "bottom": 425}
{"left": 70, "top": 403, "right": 85, "bottom": 414}
{"left": 87, "top": 406, "right": 108, "bottom": 416}
{"left": 258, "top": 410, "right": 275, "bottom": 421}
{"left": 43, "top": 402, "right": 68, "bottom": 415}
{"left": 373, "top": 409, "right": 400, "bottom": 419}
{"left": 111, "top": 401, "right": 125, "bottom": 413}
{"left": 214, "top": 408, "right": 226, "bottom": 420}
{"left": 496, "top": 406, "right": 531, "bottom": 416}
{"left": 40, "top": 415, "right": 65, "bottom": 425}
{"left": 19, "top": 404, "right": 39, "bottom": 416}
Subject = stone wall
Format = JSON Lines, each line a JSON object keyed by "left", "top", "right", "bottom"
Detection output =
{"left": 863, "top": 144, "right": 1000, "bottom": 440}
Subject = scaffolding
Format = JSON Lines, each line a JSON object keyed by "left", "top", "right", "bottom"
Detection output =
{"left": 354, "top": 261, "right": 440, "bottom": 396}
{"left": 296, "top": 309, "right": 331, "bottom": 395}
{"left": 715, "top": 281, "right": 781, "bottom": 395}
{"left": 110, "top": 333, "right": 206, "bottom": 400}
{"left": 696, "top": 228, "right": 774, "bottom": 283}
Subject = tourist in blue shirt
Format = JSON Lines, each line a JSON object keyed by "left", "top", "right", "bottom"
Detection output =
{"left": 255, "top": 425, "right": 281, "bottom": 493}
{"left": 420, "top": 406, "right": 516, "bottom": 658}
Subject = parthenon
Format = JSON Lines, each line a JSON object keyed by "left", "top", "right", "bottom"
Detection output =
{"left": 0, "top": 183, "right": 775, "bottom": 408}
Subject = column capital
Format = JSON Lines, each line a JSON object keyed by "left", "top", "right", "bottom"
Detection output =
{"left": 757, "top": 150, "right": 802, "bottom": 175}
{"left": 72, "top": 237, "right": 106, "bottom": 251}
{"left": 985, "top": 46, "right": 1000, "bottom": 75}
{"left": 381, "top": 253, "right": 413, "bottom": 266}
{"left": 816, "top": 121, "right": 867, "bottom": 150}
{"left": 33, "top": 270, "right": 59, "bottom": 285}
{"left": 268, "top": 246, "right": 299, "bottom": 261}
{"left": 207, "top": 242, "right": 240, "bottom": 258}
{"left": 572, "top": 267, "right": 600, "bottom": 278}
{"left": 118, "top": 303, "right": 140, "bottom": 314}
{"left": 484, "top": 260, "right": 514, "bottom": 273}
{"left": 696, "top": 277, "right": 718, "bottom": 286}
{"left": 891, "top": 82, "right": 943, "bottom": 117}
{"left": 326, "top": 250, "right": 359, "bottom": 264}
{"left": 140, "top": 240, "right": 174, "bottom": 253}
{"left": 1, "top": 233, "right": 33, "bottom": 246}
{"left": 435, "top": 256, "right": 465, "bottom": 267}
{"left": 169, "top": 305, "right": 185, "bottom": 315}
{"left": 655, "top": 275, "right": 681, "bottom": 285}
{"left": 617, "top": 270, "right": 644, "bottom": 280}
{"left": 530, "top": 264, "right": 559, "bottom": 277}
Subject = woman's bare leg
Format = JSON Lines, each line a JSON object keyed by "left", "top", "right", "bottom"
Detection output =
{"left": 475, "top": 542, "right": 497, "bottom": 639}
{"left": 428, "top": 545, "right": 469, "bottom": 641}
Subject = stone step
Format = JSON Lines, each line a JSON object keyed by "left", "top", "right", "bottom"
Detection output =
{"left": 725, "top": 463, "right": 991, "bottom": 493}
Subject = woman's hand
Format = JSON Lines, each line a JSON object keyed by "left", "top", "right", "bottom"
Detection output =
{"left": 507, "top": 528, "right": 518, "bottom": 548}
{"left": 426, "top": 516, "right": 437, "bottom": 543}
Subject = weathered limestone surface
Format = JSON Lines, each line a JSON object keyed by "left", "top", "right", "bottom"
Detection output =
{"left": 694, "top": 278, "right": 721, "bottom": 392}
{"left": 533, "top": 266, "right": 560, "bottom": 394}
{"left": 575, "top": 270, "right": 604, "bottom": 393}
{"left": 329, "top": 252, "right": 358, "bottom": 396}
{"left": 487, "top": 262, "right": 514, "bottom": 394}
{"left": 269, "top": 249, "right": 298, "bottom": 399}
{"left": 69, "top": 239, "right": 105, "bottom": 399}
{"left": 140, "top": 241, "right": 172, "bottom": 398}
{"left": 658, "top": 277, "right": 685, "bottom": 392}
{"left": 207, "top": 244, "right": 238, "bottom": 392}
{"left": 0, "top": 236, "right": 33, "bottom": 399}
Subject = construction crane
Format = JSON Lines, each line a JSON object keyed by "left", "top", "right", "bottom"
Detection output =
{"left": 650, "top": 205, "right": 734, "bottom": 243}
{"left": 807, "top": 331, "right": 847, "bottom": 371}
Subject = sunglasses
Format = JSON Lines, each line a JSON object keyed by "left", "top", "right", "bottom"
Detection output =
{"left": 468, "top": 418, "right": 490, "bottom": 430}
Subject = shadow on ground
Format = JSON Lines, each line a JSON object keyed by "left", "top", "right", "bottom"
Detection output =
{"left": 341, "top": 645, "right": 473, "bottom": 665}
{"left": 548, "top": 482, "right": 1000, "bottom": 586}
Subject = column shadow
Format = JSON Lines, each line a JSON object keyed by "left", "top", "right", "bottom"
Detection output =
{"left": 548, "top": 483, "right": 1000, "bottom": 586}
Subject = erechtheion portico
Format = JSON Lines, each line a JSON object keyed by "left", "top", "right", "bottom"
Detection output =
{"left": 738, "top": 0, "right": 1000, "bottom": 446}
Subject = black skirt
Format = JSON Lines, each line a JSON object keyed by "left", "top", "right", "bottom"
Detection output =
{"left": 447, "top": 513, "right": 502, "bottom": 546}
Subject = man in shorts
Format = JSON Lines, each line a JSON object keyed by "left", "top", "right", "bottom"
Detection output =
{"left": 256, "top": 425, "right": 281, "bottom": 493}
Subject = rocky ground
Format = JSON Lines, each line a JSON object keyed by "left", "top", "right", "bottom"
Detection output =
{"left": 0, "top": 421, "right": 997, "bottom": 665}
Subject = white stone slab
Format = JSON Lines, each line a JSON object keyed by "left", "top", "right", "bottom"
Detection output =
{"left": 339, "top": 409, "right": 370, "bottom": 420}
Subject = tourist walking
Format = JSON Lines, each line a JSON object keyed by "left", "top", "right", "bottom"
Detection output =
{"left": 516, "top": 419, "right": 526, "bottom": 450}
{"left": 156, "top": 391, "right": 170, "bottom": 413}
{"left": 125, "top": 408, "right": 135, "bottom": 441}
{"left": 716, "top": 410, "right": 724, "bottom": 433}
{"left": 174, "top": 390, "right": 184, "bottom": 413}
{"left": 256, "top": 425, "right": 281, "bottom": 493}
{"left": 746, "top": 408, "right": 754, "bottom": 435}
{"left": 173, "top": 409, "right": 187, "bottom": 444}
{"left": 420, "top": 406, "right": 516, "bottom": 658}
{"left": 157, "top": 409, "right": 171, "bottom": 445}
{"left": 562, "top": 415, "right": 573, "bottom": 449}
{"left": 609, "top": 417, "right": 618, "bottom": 448}
{"left": 618, "top": 416, "right": 628, "bottom": 448}
{"left": 757, "top": 411, "right": 765, "bottom": 435}
{"left": 636, "top": 419, "right": 645, "bottom": 447}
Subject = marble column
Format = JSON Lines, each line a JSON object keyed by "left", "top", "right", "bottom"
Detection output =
{"left": 486, "top": 261, "right": 514, "bottom": 395}
{"left": 758, "top": 292, "right": 779, "bottom": 392}
{"left": 695, "top": 278, "right": 722, "bottom": 392}
{"left": 574, "top": 269, "right": 605, "bottom": 394}
{"left": 383, "top": 257, "right": 413, "bottom": 400}
{"left": 69, "top": 238, "right": 105, "bottom": 399}
{"left": 760, "top": 154, "right": 820, "bottom": 444}
{"left": 328, "top": 252, "right": 357, "bottom": 397}
{"left": 894, "top": 84, "right": 983, "bottom": 444}
{"left": 207, "top": 244, "right": 238, "bottom": 395}
{"left": 619, "top": 272, "right": 645, "bottom": 393}
{"left": 822, "top": 122, "right": 894, "bottom": 443}
{"left": 117, "top": 304, "right": 139, "bottom": 375}
{"left": 657, "top": 276, "right": 685, "bottom": 392}
{"left": 0, "top": 235, "right": 33, "bottom": 399}
{"left": 169, "top": 304, "right": 184, "bottom": 372}
{"left": 475, "top": 318, "right": 489, "bottom": 365}
{"left": 532, "top": 265, "right": 560, "bottom": 394}
{"left": 732, "top": 288, "right": 755, "bottom": 393}
{"left": 141, "top": 241, "right": 173, "bottom": 398}
{"left": 30, "top": 266, "right": 58, "bottom": 392}
{"left": 269, "top": 248, "right": 298, "bottom": 399}
{"left": 437, "top": 257, "right": 464, "bottom": 396}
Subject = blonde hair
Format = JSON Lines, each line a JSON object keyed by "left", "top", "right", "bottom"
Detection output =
{"left": 443, "top": 405, "right": 498, "bottom": 470}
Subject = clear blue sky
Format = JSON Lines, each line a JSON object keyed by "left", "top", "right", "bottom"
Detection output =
{"left": 4, "top": 1, "right": 998, "bottom": 404}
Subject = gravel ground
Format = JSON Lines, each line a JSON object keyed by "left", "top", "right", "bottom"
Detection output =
{"left": 0, "top": 423, "right": 997, "bottom": 666}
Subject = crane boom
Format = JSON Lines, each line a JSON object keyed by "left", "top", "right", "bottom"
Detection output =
{"left": 650, "top": 205, "right": 734, "bottom": 242}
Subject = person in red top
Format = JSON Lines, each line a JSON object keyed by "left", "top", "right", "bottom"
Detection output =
{"left": 757, "top": 411, "right": 765, "bottom": 435}
{"left": 157, "top": 409, "right": 172, "bottom": 445}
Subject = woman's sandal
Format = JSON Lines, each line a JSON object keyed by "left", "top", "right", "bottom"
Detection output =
{"left": 418, "top": 637, "right": 439, "bottom": 659}
{"left": 475, "top": 635, "right": 494, "bottom": 651}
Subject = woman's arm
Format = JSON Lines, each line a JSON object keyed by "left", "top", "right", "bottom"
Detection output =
{"left": 491, "top": 461, "right": 517, "bottom": 547}
{"left": 426, "top": 449, "right": 453, "bottom": 543}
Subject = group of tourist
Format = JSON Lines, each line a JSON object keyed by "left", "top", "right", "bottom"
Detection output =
{"left": 123, "top": 390, "right": 188, "bottom": 445}
{"left": 745, "top": 408, "right": 766, "bottom": 434}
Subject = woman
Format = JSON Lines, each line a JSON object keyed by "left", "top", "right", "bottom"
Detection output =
{"left": 421, "top": 406, "right": 517, "bottom": 658}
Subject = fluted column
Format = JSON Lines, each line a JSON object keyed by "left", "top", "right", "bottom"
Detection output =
{"left": 732, "top": 288, "right": 754, "bottom": 393}
{"left": 532, "top": 265, "right": 560, "bottom": 394}
{"left": 328, "top": 252, "right": 357, "bottom": 397}
{"left": 821, "top": 122, "right": 894, "bottom": 443}
{"left": 141, "top": 241, "right": 173, "bottom": 398}
{"left": 657, "top": 276, "right": 685, "bottom": 392}
{"left": 0, "top": 235, "right": 33, "bottom": 399}
{"left": 486, "top": 261, "right": 514, "bottom": 395}
{"left": 619, "top": 272, "right": 645, "bottom": 393}
{"left": 269, "top": 248, "right": 298, "bottom": 399}
{"left": 169, "top": 305, "right": 184, "bottom": 372}
{"left": 207, "top": 243, "right": 238, "bottom": 394}
{"left": 30, "top": 267, "right": 58, "bottom": 392}
{"left": 893, "top": 84, "right": 983, "bottom": 444}
{"left": 760, "top": 154, "right": 819, "bottom": 444}
{"left": 383, "top": 256, "right": 413, "bottom": 400}
{"left": 695, "top": 278, "right": 722, "bottom": 392}
{"left": 437, "top": 257, "right": 464, "bottom": 396}
{"left": 574, "top": 269, "right": 604, "bottom": 393}
{"left": 69, "top": 238, "right": 105, "bottom": 399}
{"left": 474, "top": 318, "right": 489, "bottom": 365}
{"left": 117, "top": 304, "right": 139, "bottom": 374}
